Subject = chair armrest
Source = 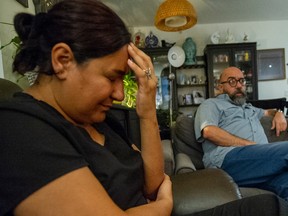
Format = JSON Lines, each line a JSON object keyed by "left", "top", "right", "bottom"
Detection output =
{"left": 161, "top": 139, "right": 175, "bottom": 176}
{"left": 171, "top": 168, "right": 242, "bottom": 216}
{"left": 260, "top": 116, "right": 288, "bottom": 142}
{"left": 175, "top": 153, "right": 196, "bottom": 174}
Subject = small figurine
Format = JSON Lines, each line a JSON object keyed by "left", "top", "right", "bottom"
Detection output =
{"left": 145, "top": 31, "right": 159, "bottom": 48}
{"left": 133, "top": 31, "right": 145, "bottom": 48}
{"left": 211, "top": 32, "right": 220, "bottom": 44}
{"left": 225, "top": 29, "right": 235, "bottom": 43}
{"left": 243, "top": 33, "right": 249, "bottom": 42}
{"left": 182, "top": 37, "right": 197, "bottom": 65}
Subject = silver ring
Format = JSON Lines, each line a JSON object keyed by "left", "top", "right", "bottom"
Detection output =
{"left": 143, "top": 68, "right": 152, "bottom": 80}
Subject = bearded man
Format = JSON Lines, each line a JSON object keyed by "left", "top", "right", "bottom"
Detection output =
{"left": 194, "top": 66, "right": 288, "bottom": 201}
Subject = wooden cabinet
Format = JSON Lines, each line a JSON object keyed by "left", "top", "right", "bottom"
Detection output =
{"left": 204, "top": 42, "right": 258, "bottom": 100}
{"left": 143, "top": 47, "right": 208, "bottom": 116}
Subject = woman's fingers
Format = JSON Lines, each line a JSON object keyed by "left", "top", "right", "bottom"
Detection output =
{"left": 127, "top": 43, "right": 158, "bottom": 117}
{"left": 128, "top": 44, "right": 158, "bottom": 87}
{"left": 128, "top": 43, "right": 151, "bottom": 70}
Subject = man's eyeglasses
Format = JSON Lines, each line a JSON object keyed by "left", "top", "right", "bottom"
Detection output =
{"left": 220, "top": 78, "right": 246, "bottom": 87}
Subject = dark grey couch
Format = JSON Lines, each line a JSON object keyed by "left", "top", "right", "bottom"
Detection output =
{"left": 164, "top": 114, "right": 288, "bottom": 215}
{"left": 108, "top": 104, "right": 288, "bottom": 215}
{"left": 164, "top": 114, "right": 288, "bottom": 174}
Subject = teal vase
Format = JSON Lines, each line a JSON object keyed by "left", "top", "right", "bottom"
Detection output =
{"left": 182, "top": 37, "right": 197, "bottom": 65}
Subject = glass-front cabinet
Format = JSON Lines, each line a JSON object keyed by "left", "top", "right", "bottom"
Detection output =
{"left": 142, "top": 47, "right": 177, "bottom": 111}
{"left": 204, "top": 42, "right": 258, "bottom": 100}
{"left": 141, "top": 47, "right": 177, "bottom": 139}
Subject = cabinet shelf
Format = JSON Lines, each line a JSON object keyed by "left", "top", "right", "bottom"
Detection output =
{"left": 177, "top": 83, "right": 206, "bottom": 88}
{"left": 178, "top": 104, "right": 201, "bottom": 107}
{"left": 213, "top": 61, "right": 229, "bottom": 65}
{"left": 179, "top": 64, "right": 205, "bottom": 69}
{"left": 179, "top": 56, "right": 205, "bottom": 69}
{"left": 176, "top": 56, "right": 207, "bottom": 115}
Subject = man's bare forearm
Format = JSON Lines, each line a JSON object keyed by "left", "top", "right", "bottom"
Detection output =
{"left": 202, "top": 125, "right": 256, "bottom": 147}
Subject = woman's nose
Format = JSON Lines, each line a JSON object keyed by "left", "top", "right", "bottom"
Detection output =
{"left": 112, "top": 80, "right": 125, "bottom": 101}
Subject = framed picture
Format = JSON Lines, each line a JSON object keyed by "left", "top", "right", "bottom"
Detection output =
{"left": 185, "top": 94, "right": 193, "bottom": 105}
{"left": 257, "top": 48, "right": 286, "bottom": 81}
{"left": 193, "top": 90, "right": 205, "bottom": 104}
{"left": 16, "top": 0, "right": 28, "bottom": 8}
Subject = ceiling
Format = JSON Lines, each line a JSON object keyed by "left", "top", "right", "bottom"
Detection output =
{"left": 102, "top": 0, "right": 288, "bottom": 28}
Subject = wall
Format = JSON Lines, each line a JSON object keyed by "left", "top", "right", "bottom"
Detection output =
{"left": 0, "top": 0, "right": 35, "bottom": 88}
{"left": 0, "top": 39, "right": 3, "bottom": 78}
{"left": 134, "top": 20, "right": 288, "bottom": 100}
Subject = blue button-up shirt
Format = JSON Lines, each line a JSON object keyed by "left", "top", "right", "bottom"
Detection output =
{"left": 194, "top": 94, "right": 268, "bottom": 168}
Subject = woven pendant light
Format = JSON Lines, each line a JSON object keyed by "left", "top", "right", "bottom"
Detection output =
{"left": 154, "top": 0, "right": 197, "bottom": 32}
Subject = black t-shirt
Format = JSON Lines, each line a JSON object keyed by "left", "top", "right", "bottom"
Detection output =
{"left": 0, "top": 93, "right": 146, "bottom": 215}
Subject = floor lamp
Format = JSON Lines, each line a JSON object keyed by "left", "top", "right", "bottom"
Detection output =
{"left": 167, "top": 46, "right": 185, "bottom": 127}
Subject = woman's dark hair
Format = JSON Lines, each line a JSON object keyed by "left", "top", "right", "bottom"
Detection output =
{"left": 13, "top": 0, "right": 131, "bottom": 75}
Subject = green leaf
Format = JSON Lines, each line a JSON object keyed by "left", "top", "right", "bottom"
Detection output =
{"left": 121, "top": 70, "right": 138, "bottom": 108}
{"left": 0, "top": 36, "right": 21, "bottom": 51}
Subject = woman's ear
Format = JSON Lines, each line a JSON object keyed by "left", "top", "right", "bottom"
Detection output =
{"left": 51, "top": 43, "right": 75, "bottom": 80}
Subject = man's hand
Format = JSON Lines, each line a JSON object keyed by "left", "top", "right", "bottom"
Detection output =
{"left": 271, "top": 111, "right": 287, "bottom": 136}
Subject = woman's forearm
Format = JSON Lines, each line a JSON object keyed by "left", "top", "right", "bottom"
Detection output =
{"left": 139, "top": 115, "right": 165, "bottom": 199}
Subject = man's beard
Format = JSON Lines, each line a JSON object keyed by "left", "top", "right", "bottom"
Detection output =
{"left": 229, "top": 90, "right": 247, "bottom": 105}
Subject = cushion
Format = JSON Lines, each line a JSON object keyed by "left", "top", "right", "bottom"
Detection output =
{"left": 174, "top": 115, "right": 204, "bottom": 169}
{"left": 161, "top": 139, "right": 175, "bottom": 176}
{"left": 171, "top": 169, "right": 241, "bottom": 215}
{"left": 175, "top": 153, "right": 196, "bottom": 174}
{"left": 175, "top": 115, "right": 203, "bottom": 153}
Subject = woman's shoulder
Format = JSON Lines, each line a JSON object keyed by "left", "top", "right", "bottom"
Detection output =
{"left": 0, "top": 92, "right": 66, "bottom": 123}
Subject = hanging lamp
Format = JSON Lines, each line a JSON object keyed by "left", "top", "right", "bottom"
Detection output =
{"left": 154, "top": 0, "right": 197, "bottom": 32}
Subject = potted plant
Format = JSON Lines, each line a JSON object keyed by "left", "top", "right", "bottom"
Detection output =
{"left": 0, "top": 35, "right": 21, "bottom": 51}
{"left": 0, "top": 33, "right": 38, "bottom": 85}
{"left": 120, "top": 70, "right": 138, "bottom": 108}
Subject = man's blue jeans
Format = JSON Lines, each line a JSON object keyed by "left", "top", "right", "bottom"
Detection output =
{"left": 221, "top": 141, "right": 288, "bottom": 200}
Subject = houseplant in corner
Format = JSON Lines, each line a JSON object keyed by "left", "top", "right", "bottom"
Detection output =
{"left": 113, "top": 70, "right": 138, "bottom": 108}
{"left": 0, "top": 35, "right": 21, "bottom": 51}
{"left": 0, "top": 34, "right": 37, "bottom": 85}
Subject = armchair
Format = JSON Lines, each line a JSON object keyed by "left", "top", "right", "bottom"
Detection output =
{"left": 109, "top": 105, "right": 283, "bottom": 215}
{"left": 165, "top": 111, "right": 288, "bottom": 215}
{"left": 107, "top": 106, "right": 244, "bottom": 214}
{"left": 166, "top": 98, "right": 288, "bottom": 176}
{"left": 108, "top": 101, "right": 288, "bottom": 215}
{"left": 0, "top": 78, "right": 22, "bottom": 101}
